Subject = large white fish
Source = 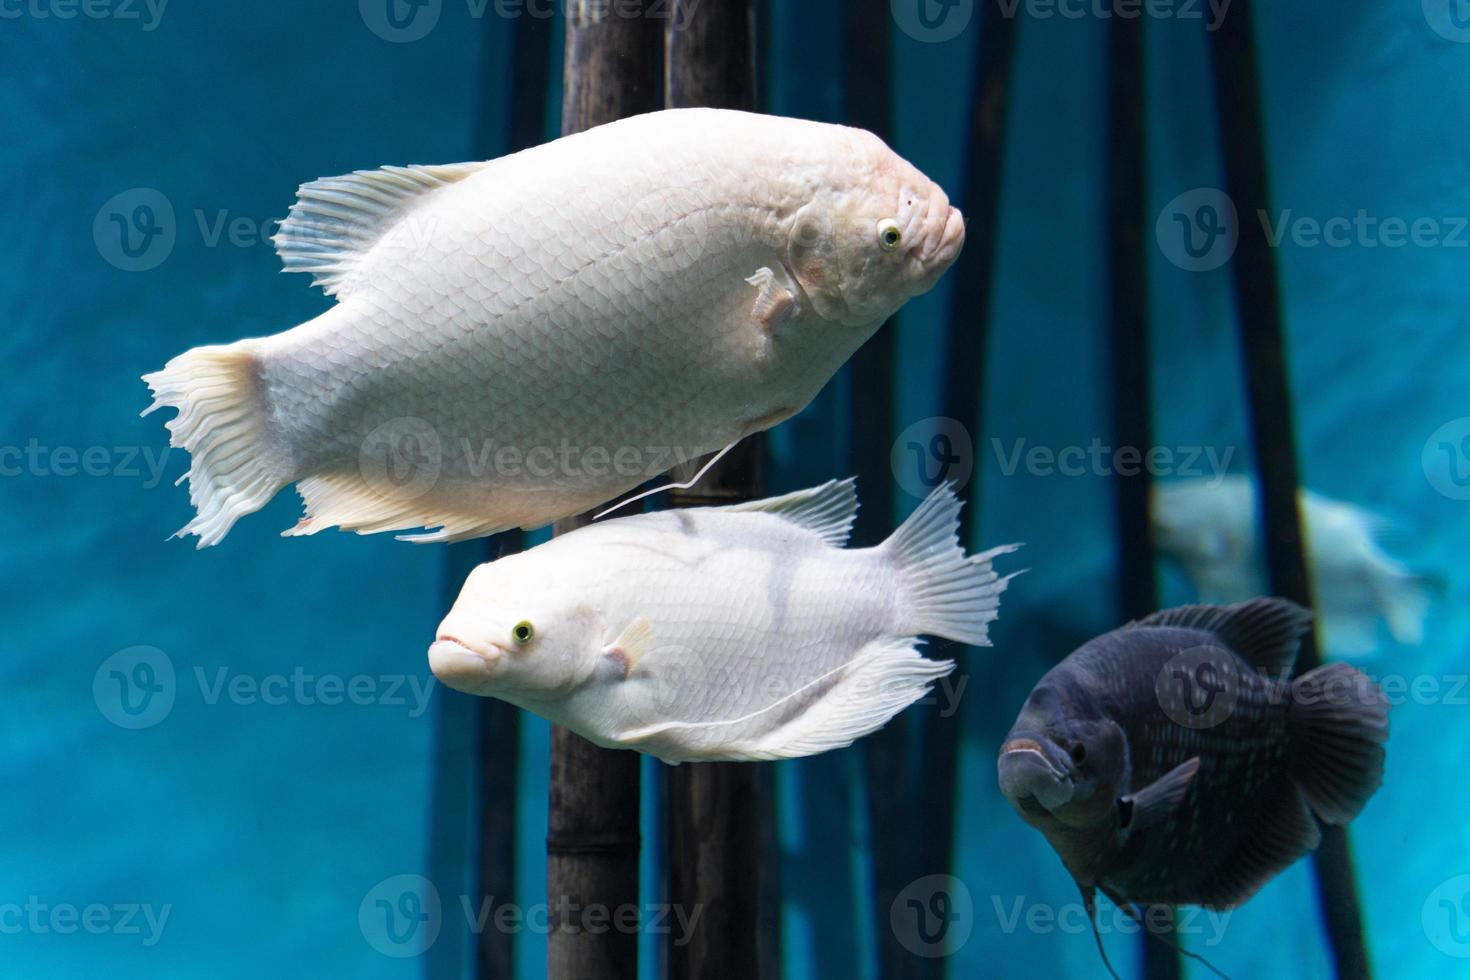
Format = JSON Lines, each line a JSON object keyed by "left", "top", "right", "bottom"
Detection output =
{"left": 1152, "top": 476, "right": 1432, "bottom": 656}
{"left": 428, "top": 480, "right": 1018, "bottom": 763}
{"left": 142, "top": 109, "right": 966, "bottom": 547}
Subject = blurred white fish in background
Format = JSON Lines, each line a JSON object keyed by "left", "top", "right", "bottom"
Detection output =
{"left": 1152, "top": 476, "right": 1434, "bottom": 657}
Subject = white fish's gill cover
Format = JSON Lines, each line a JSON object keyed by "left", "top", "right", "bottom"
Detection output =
{"left": 142, "top": 109, "right": 967, "bottom": 548}
{"left": 429, "top": 480, "right": 1020, "bottom": 763}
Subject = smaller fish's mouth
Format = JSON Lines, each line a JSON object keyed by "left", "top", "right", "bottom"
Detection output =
{"left": 998, "top": 735, "right": 1076, "bottom": 812}
{"left": 435, "top": 634, "right": 493, "bottom": 658}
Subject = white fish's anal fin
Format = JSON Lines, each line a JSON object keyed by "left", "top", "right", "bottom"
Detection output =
{"left": 736, "top": 636, "right": 954, "bottom": 761}
{"left": 745, "top": 266, "right": 800, "bottom": 332}
{"left": 284, "top": 473, "right": 513, "bottom": 544}
{"left": 602, "top": 616, "right": 654, "bottom": 680}
{"left": 717, "top": 478, "right": 859, "bottom": 548}
{"left": 273, "top": 161, "right": 491, "bottom": 299}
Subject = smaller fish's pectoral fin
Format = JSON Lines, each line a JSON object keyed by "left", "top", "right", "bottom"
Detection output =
{"left": 745, "top": 266, "right": 800, "bottom": 332}
{"left": 1120, "top": 757, "right": 1200, "bottom": 832}
{"left": 602, "top": 615, "right": 654, "bottom": 680}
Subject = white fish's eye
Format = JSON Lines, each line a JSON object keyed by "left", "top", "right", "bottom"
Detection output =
{"left": 512, "top": 620, "right": 535, "bottom": 646}
{"left": 878, "top": 219, "right": 903, "bottom": 252}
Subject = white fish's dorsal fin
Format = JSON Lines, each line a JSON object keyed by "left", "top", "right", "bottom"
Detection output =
{"left": 717, "top": 478, "right": 859, "bottom": 548}
{"left": 273, "top": 162, "right": 490, "bottom": 299}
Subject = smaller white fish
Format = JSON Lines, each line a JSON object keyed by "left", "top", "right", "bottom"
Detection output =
{"left": 430, "top": 479, "right": 1019, "bottom": 763}
{"left": 1152, "top": 476, "right": 1431, "bottom": 657}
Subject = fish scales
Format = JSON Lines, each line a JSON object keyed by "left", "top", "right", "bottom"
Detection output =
{"left": 144, "top": 109, "right": 966, "bottom": 547}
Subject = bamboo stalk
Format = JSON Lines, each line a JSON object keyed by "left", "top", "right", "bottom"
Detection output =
{"left": 1206, "top": 5, "right": 1371, "bottom": 978}
{"left": 546, "top": 5, "right": 664, "bottom": 979}
{"left": 1103, "top": 12, "right": 1183, "bottom": 980}
{"left": 662, "top": 5, "right": 765, "bottom": 978}
{"left": 910, "top": 6, "right": 1020, "bottom": 977}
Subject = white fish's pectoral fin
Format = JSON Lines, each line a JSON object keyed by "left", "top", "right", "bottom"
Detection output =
{"left": 745, "top": 266, "right": 800, "bottom": 332}
{"left": 717, "top": 478, "right": 859, "bottom": 548}
{"left": 602, "top": 616, "right": 654, "bottom": 680}
{"left": 273, "top": 161, "right": 491, "bottom": 299}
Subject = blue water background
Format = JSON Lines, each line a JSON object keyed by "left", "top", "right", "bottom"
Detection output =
{"left": 2, "top": 1, "right": 1467, "bottom": 976}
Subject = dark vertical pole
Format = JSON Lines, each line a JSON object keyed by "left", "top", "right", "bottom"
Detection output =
{"left": 838, "top": 4, "right": 913, "bottom": 979}
{"left": 547, "top": 5, "right": 663, "bottom": 979}
{"left": 662, "top": 6, "right": 765, "bottom": 979}
{"left": 1105, "top": 12, "right": 1181, "bottom": 980}
{"left": 468, "top": 11, "right": 554, "bottom": 979}
{"left": 912, "top": 6, "right": 1020, "bottom": 976}
{"left": 1207, "top": 5, "right": 1371, "bottom": 979}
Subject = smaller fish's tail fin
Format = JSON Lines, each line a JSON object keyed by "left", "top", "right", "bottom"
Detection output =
{"left": 882, "top": 483, "right": 1021, "bottom": 646}
{"left": 1288, "top": 662, "right": 1389, "bottom": 825}
{"left": 142, "top": 341, "right": 289, "bottom": 548}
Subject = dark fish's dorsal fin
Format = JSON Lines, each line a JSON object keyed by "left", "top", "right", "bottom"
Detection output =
{"left": 1132, "top": 598, "right": 1312, "bottom": 676}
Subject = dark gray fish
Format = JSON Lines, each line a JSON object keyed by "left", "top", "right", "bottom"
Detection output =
{"left": 998, "top": 597, "right": 1388, "bottom": 921}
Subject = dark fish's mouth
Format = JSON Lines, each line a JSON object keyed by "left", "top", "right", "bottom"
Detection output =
{"left": 1000, "top": 737, "right": 1069, "bottom": 779}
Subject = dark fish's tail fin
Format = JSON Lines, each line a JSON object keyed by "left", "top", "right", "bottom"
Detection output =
{"left": 1288, "top": 662, "right": 1389, "bottom": 825}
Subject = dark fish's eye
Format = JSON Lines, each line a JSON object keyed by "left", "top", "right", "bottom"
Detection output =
{"left": 1069, "top": 743, "right": 1087, "bottom": 765}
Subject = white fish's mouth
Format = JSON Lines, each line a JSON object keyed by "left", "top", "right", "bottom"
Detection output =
{"left": 429, "top": 637, "right": 501, "bottom": 686}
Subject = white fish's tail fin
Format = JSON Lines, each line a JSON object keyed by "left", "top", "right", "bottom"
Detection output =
{"left": 141, "top": 342, "right": 289, "bottom": 548}
{"left": 1380, "top": 573, "right": 1432, "bottom": 646}
{"left": 883, "top": 483, "right": 1021, "bottom": 646}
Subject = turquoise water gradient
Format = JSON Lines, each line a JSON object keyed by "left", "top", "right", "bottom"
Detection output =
{"left": 3, "top": 1, "right": 1468, "bottom": 977}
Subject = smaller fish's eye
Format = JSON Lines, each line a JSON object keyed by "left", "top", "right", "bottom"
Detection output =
{"left": 878, "top": 220, "right": 903, "bottom": 252}
{"left": 1069, "top": 743, "right": 1087, "bottom": 765}
{"left": 512, "top": 621, "right": 535, "bottom": 645}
